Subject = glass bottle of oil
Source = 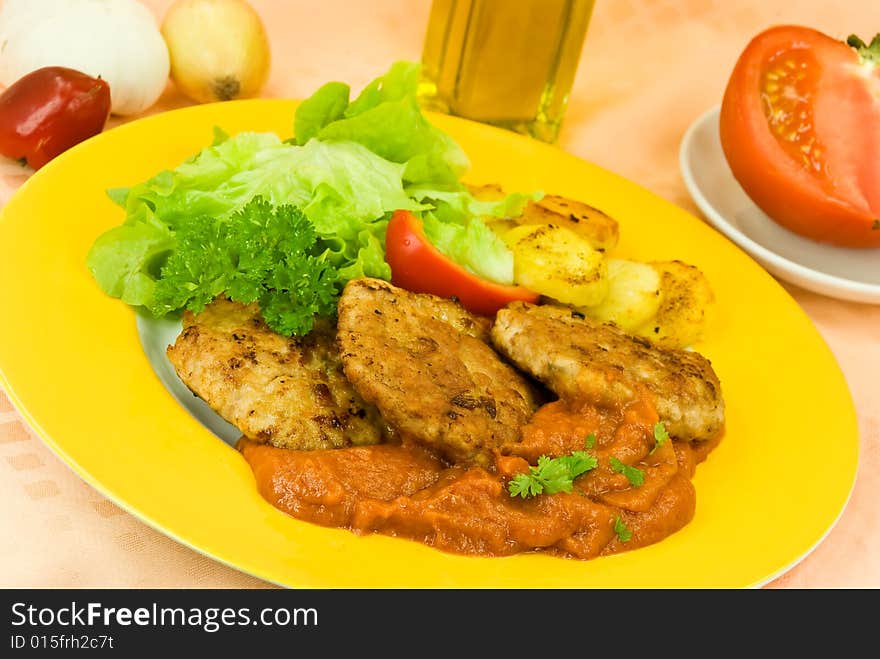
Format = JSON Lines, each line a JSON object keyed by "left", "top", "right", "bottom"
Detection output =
{"left": 418, "top": 0, "right": 595, "bottom": 143}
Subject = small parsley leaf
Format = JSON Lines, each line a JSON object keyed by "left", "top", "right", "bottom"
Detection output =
{"left": 508, "top": 473, "right": 543, "bottom": 499}
{"left": 651, "top": 421, "right": 669, "bottom": 454}
{"left": 614, "top": 516, "right": 632, "bottom": 543}
{"left": 609, "top": 457, "right": 645, "bottom": 487}
{"left": 585, "top": 433, "right": 596, "bottom": 449}
{"left": 508, "top": 450, "right": 599, "bottom": 499}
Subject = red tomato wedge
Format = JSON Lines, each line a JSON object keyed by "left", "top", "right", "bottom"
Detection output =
{"left": 385, "top": 210, "right": 539, "bottom": 316}
{"left": 720, "top": 26, "right": 880, "bottom": 247}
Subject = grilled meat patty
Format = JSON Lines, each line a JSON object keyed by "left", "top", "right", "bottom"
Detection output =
{"left": 337, "top": 278, "right": 538, "bottom": 465}
{"left": 167, "top": 298, "right": 385, "bottom": 450}
{"left": 491, "top": 302, "right": 724, "bottom": 441}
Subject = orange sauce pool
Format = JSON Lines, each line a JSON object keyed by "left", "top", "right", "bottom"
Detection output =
{"left": 239, "top": 397, "right": 720, "bottom": 559}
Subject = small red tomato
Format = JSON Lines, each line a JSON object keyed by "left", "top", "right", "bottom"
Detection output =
{"left": 0, "top": 66, "right": 111, "bottom": 170}
{"left": 385, "top": 209, "right": 539, "bottom": 317}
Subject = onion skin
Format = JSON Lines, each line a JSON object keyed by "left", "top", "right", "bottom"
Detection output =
{"left": 161, "top": 0, "right": 271, "bottom": 104}
{"left": 0, "top": 0, "right": 170, "bottom": 116}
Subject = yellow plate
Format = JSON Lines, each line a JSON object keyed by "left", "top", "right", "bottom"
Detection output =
{"left": 0, "top": 99, "right": 858, "bottom": 588}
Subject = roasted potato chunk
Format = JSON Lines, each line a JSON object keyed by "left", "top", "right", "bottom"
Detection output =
{"left": 579, "top": 259, "right": 661, "bottom": 331}
{"left": 520, "top": 195, "right": 619, "bottom": 252}
{"left": 503, "top": 224, "right": 608, "bottom": 307}
{"left": 580, "top": 260, "right": 713, "bottom": 348}
{"left": 467, "top": 184, "right": 619, "bottom": 253}
{"left": 468, "top": 183, "right": 712, "bottom": 348}
{"left": 633, "top": 261, "right": 714, "bottom": 349}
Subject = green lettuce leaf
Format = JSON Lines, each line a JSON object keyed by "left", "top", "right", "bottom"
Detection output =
{"left": 305, "top": 61, "right": 469, "bottom": 187}
{"left": 294, "top": 81, "right": 351, "bottom": 146}
{"left": 409, "top": 187, "right": 538, "bottom": 284}
{"left": 421, "top": 211, "right": 514, "bottom": 285}
{"left": 86, "top": 208, "right": 174, "bottom": 308}
{"left": 88, "top": 60, "right": 539, "bottom": 326}
{"left": 88, "top": 136, "right": 421, "bottom": 310}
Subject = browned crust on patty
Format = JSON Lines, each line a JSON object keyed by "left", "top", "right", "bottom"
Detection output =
{"left": 491, "top": 302, "right": 724, "bottom": 441}
{"left": 167, "top": 298, "right": 385, "bottom": 450}
{"left": 337, "top": 278, "right": 538, "bottom": 465}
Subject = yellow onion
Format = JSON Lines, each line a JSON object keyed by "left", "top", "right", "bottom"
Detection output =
{"left": 161, "top": 0, "right": 270, "bottom": 103}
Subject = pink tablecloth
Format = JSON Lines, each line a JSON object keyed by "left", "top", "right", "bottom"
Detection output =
{"left": 1, "top": 0, "right": 877, "bottom": 587}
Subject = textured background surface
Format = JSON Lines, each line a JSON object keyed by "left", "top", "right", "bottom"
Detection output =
{"left": 1, "top": 0, "right": 877, "bottom": 587}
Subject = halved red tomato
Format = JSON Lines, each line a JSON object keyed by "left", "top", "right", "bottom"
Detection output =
{"left": 720, "top": 26, "right": 880, "bottom": 247}
{"left": 385, "top": 210, "right": 539, "bottom": 316}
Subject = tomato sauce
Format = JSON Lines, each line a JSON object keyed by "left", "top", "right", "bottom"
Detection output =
{"left": 239, "top": 397, "right": 719, "bottom": 559}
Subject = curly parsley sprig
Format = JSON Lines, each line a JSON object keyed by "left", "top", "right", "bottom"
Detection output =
{"left": 153, "top": 197, "right": 339, "bottom": 336}
{"left": 508, "top": 451, "right": 598, "bottom": 499}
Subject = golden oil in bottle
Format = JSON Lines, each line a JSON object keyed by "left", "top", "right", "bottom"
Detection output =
{"left": 418, "top": 0, "right": 594, "bottom": 142}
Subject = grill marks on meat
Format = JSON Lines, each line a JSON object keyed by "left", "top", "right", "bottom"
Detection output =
{"left": 491, "top": 302, "right": 724, "bottom": 441}
{"left": 166, "top": 298, "right": 385, "bottom": 450}
{"left": 337, "top": 278, "right": 538, "bottom": 466}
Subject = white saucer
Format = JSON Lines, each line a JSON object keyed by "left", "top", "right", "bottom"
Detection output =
{"left": 679, "top": 106, "right": 880, "bottom": 305}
